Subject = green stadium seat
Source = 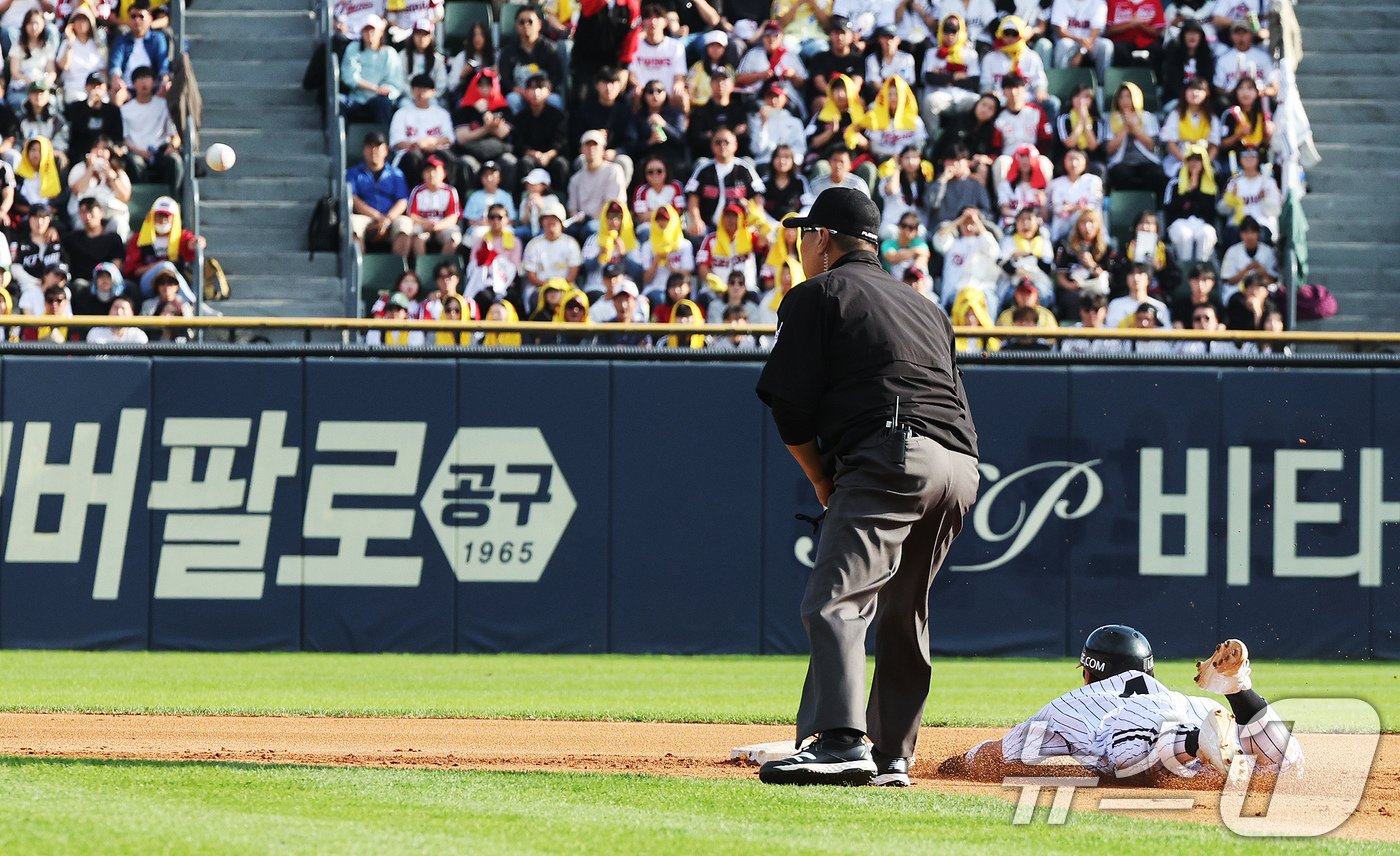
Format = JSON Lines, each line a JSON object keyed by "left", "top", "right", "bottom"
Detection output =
{"left": 443, "top": 1, "right": 493, "bottom": 55}
{"left": 414, "top": 252, "right": 460, "bottom": 284}
{"left": 1044, "top": 67, "right": 1095, "bottom": 116}
{"left": 1103, "top": 67, "right": 1160, "bottom": 112}
{"left": 128, "top": 183, "right": 167, "bottom": 232}
{"left": 1107, "top": 190, "right": 1159, "bottom": 251}
{"left": 498, "top": 2, "right": 528, "bottom": 43}
{"left": 360, "top": 253, "right": 408, "bottom": 310}
{"left": 346, "top": 121, "right": 389, "bottom": 167}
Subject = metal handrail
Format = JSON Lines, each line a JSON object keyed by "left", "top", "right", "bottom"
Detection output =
{"left": 346, "top": 211, "right": 362, "bottom": 319}
{"left": 170, "top": 0, "right": 204, "bottom": 338}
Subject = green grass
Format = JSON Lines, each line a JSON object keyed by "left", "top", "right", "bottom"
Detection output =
{"left": 0, "top": 651, "right": 1395, "bottom": 730}
{"left": 0, "top": 757, "right": 1387, "bottom": 856}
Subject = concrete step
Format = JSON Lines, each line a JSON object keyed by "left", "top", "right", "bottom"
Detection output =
{"left": 1304, "top": 169, "right": 1400, "bottom": 195}
{"left": 201, "top": 83, "right": 316, "bottom": 108}
{"left": 200, "top": 146, "right": 329, "bottom": 172}
{"left": 1302, "top": 98, "right": 1391, "bottom": 125}
{"left": 202, "top": 200, "right": 310, "bottom": 229}
{"left": 1296, "top": 75, "right": 1396, "bottom": 101}
{"left": 186, "top": 9, "right": 316, "bottom": 37}
{"left": 187, "top": 34, "right": 313, "bottom": 61}
{"left": 1305, "top": 221, "right": 1389, "bottom": 244}
{"left": 1308, "top": 242, "right": 1400, "bottom": 272}
{"left": 213, "top": 249, "right": 340, "bottom": 277}
{"left": 1307, "top": 123, "right": 1400, "bottom": 147}
{"left": 1298, "top": 29, "right": 1397, "bottom": 54}
{"left": 225, "top": 275, "right": 346, "bottom": 302}
{"left": 207, "top": 105, "right": 323, "bottom": 130}
{"left": 1294, "top": 6, "right": 1400, "bottom": 29}
{"left": 195, "top": 58, "right": 310, "bottom": 82}
{"left": 1301, "top": 192, "right": 1400, "bottom": 219}
{"left": 1314, "top": 143, "right": 1400, "bottom": 169}
{"left": 219, "top": 298, "right": 347, "bottom": 320}
{"left": 203, "top": 225, "right": 311, "bottom": 253}
{"left": 1300, "top": 51, "right": 1400, "bottom": 76}
{"left": 210, "top": 0, "right": 314, "bottom": 11}
{"left": 201, "top": 175, "right": 326, "bottom": 202}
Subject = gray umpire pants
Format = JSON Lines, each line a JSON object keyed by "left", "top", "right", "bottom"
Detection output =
{"left": 795, "top": 431, "right": 980, "bottom": 760}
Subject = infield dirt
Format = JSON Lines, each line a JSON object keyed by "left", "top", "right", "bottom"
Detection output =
{"left": 0, "top": 713, "right": 1394, "bottom": 842}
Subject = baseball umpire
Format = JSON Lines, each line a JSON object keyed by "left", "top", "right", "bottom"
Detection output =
{"left": 755, "top": 187, "right": 980, "bottom": 787}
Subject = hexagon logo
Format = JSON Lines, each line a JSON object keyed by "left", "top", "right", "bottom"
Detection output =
{"left": 420, "top": 428, "right": 576, "bottom": 582}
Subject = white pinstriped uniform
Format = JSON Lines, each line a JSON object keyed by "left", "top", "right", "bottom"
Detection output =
{"left": 999, "top": 670, "right": 1301, "bottom": 776}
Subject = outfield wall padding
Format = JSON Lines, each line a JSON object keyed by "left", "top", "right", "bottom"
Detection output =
{"left": 0, "top": 358, "right": 1393, "bottom": 659}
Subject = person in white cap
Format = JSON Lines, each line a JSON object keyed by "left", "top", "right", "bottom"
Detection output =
{"left": 399, "top": 18, "right": 448, "bottom": 97}
{"left": 521, "top": 199, "right": 581, "bottom": 311}
{"left": 518, "top": 166, "right": 563, "bottom": 237}
{"left": 567, "top": 130, "right": 627, "bottom": 235}
{"left": 387, "top": 0, "right": 444, "bottom": 48}
{"left": 334, "top": 0, "right": 388, "bottom": 42}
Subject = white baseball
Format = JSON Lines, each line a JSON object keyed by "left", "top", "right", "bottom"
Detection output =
{"left": 205, "top": 142, "right": 236, "bottom": 173}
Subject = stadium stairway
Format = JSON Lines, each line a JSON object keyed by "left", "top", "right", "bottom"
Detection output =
{"left": 185, "top": 0, "right": 341, "bottom": 323}
{"left": 1293, "top": 1, "right": 1400, "bottom": 331}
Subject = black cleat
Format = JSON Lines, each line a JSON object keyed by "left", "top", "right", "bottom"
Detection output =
{"left": 758, "top": 735, "right": 877, "bottom": 786}
{"left": 871, "top": 750, "right": 911, "bottom": 787}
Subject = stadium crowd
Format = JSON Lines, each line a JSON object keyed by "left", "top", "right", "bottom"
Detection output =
{"left": 344, "top": 0, "right": 1289, "bottom": 350}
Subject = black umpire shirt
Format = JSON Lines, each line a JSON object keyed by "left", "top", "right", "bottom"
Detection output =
{"left": 755, "top": 251, "right": 979, "bottom": 461}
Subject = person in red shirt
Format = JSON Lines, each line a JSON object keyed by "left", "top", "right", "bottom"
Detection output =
{"left": 1105, "top": 0, "right": 1166, "bottom": 70}
{"left": 124, "top": 195, "right": 205, "bottom": 303}
{"left": 407, "top": 155, "right": 463, "bottom": 255}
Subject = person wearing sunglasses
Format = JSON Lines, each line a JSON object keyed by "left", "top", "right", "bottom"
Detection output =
{"left": 755, "top": 187, "right": 979, "bottom": 788}
{"left": 500, "top": 8, "right": 564, "bottom": 112}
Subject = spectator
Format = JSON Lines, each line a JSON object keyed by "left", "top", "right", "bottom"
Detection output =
{"left": 138, "top": 264, "right": 191, "bottom": 316}
{"left": 521, "top": 200, "right": 582, "bottom": 311}
{"left": 109, "top": 2, "right": 170, "bottom": 106}
{"left": 998, "top": 207, "right": 1055, "bottom": 306}
{"left": 855, "top": 75, "right": 926, "bottom": 161}
{"left": 902, "top": 265, "right": 938, "bottom": 303}
{"left": 1217, "top": 147, "right": 1279, "bottom": 241}
{"left": 994, "top": 143, "right": 1051, "bottom": 230}
{"left": 1213, "top": 18, "right": 1276, "bottom": 104}
{"left": 451, "top": 68, "right": 516, "bottom": 186}
{"left": 119, "top": 0, "right": 172, "bottom": 29}
{"left": 1219, "top": 214, "right": 1277, "bottom": 289}
{"left": 982, "top": 16, "right": 1049, "bottom": 102}
{"left": 1106, "top": 261, "right": 1170, "bottom": 326}
{"left": 878, "top": 145, "right": 932, "bottom": 230}
{"left": 997, "top": 278, "right": 1059, "bottom": 327}
{"left": 500, "top": 7, "right": 565, "bottom": 112}
{"left": 648, "top": 271, "right": 690, "bottom": 322}
{"left": 464, "top": 202, "right": 522, "bottom": 305}
{"left": 753, "top": 251, "right": 800, "bottom": 323}
{"left": 66, "top": 72, "right": 124, "bottom": 164}
{"left": 809, "top": 145, "right": 870, "bottom": 198}
{"left": 56, "top": 6, "right": 105, "bottom": 108}
{"left": 603, "top": 279, "right": 650, "bottom": 346}
{"left": 629, "top": 4, "right": 689, "bottom": 109}
{"left": 1126, "top": 303, "right": 1172, "bottom": 351}
{"left": 66, "top": 197, "right": 126, "bottom": 284}
{"left": 447, "top": 21, "right": 495, "bottom": 102}
{"left": 1059, "top": 291, "right": 1126, "bottom": 352}
{"left": 933, "top": 205, "right": 1001, "bottom": 309}
{"left": 772, "top": 0, "right": 834, "bottom": 55}
{"left": 551, "top": 286, "right": 593, "bottom": 344}
{"left": 866, "top": 25, "right": 915, "bottom": 86}
{"left": 119, "top": 66, "right": 182, "bottom": 193}
{"left": 124, "top": 196, "right": 204, "bottom": 302}
{"left": 367, "top": 291, "right": 424, "bottom": 345}
{"left": 67, "top": 136, "right": 129, "bottom": 237}
{"left": 580, "top": 198, "right": 638, "bottom": 288}
{"left": 1048, "top": 148, "right": 1103, "bottom": 242}
{"left": 708, "top": 303, "right": 763, "bottom": 349}
{"left": 1115, "top": 209, "right": 1178, "bottom": 296}
{"left": 341, "top": 14, "right": 403, "bottom": 125}
{"left": 74, "top": 259, "right": 125, "bottom": 315}
{"left": 390, "top": 73, "right": 460, "bottom": 190}
{"left": 1210, "top": 0, "right": 1267, "bottom": 44}
{"left": 369, "top": 268, "right": 424, "bottom": 317}
{"left": 10, "top": 204, "right": 63, "bottom": 297}
{"left": 526, "top": 278, "right": 570, "bottom": 324}
{"left": 22, "top": 281, "right": 77, "bottom": 341}
{"left": 880, "top": 211, "right": 931, "bottom": 281}
{"left": 689, "top": 67, "right": 750, "bottom": 157}
{"left": 760, "top": 144, "right": 811, "bottom": 221}
{"left": 684, "top": 126, "right": 765, "bottom": 235}
{"left": 1218, "top": 76, "right": 1271, "bottom": 162}
{"left": 1053, "top": 206, "right": 1111, "bottom": 317}
{"left": 517, "top": 167, "right": 562, "bottom": 238}
{"left": 736, "top": 19, "right": 809, "bottom": 107}
{"left": 332, "top": 0, "right": 388, "bottom": 49}
{"left": 20, "top": 82, "right": 69, "bottom": 162}
{"left": 991, "top": 73, "right": 1052, "bottom": 156}
{"left": 406, "top": 155, "right": 462, "bottom": 256}
{"left": 707, "top": 268, "right": 760, "bottom": 322}
{"left": 430, "top": 293, "right": 474, "bottom": 345}
{"left": 759, "top": 222, "right": 801, "bottom": 290}
{"left": 7, "top": 9, "right": 56, "bottom": 112}
{"left": 480, "top": 298, "right": 523, "bottom": 346}
{"left": 1169, "top": 261, "right": 1225, "bottom": 327}
{"left": 949, "top": 285, "right": 1000, "bottom": 353}
{"left": 15, "top": 136, "right": 62, "bottom": 212}
{"left": 934, "top": 90, "right": 999, "bottom": 177}
{"left": 571, "top": 0, "right": 642, "bottom": 97}
{"left": 571, "top": 67, "right": 633, "bottom": 167}
{"left": 1104, "top": 81, "right": 1164, "bottom": 193}
{"left": 568, "top": 130, "right": 628, "bottom": 234}
{"left": 1224, "top": 271, "right": 1276, "bottom": 331}
{"left": 1159, "top": 18, "right": 1214, "bottom": 106}
{"left": 696, "top": 202, "right": 763, "bottom": 287}
{"left": 1053, "top": 83, "right": 1108, "bottom": 181}
{"left": 400, "top": 19, "right": 448, "bottom": 98}
{"left": 1050, "top": 0, "right": 1112, "bottom": 83}
{"left": 1174, "top": 300, "right": 1245, "bottom": 354}
{"left": 685, "top": 31, "right": 731, "bottom": 107}
{"left": 152, "top": 297, "right": 193, "bottom": 342}
{"left": 926, "top": 143, "right": 994, "bottom": 227}
{"left": 1105, "top": 0, "right": 1166, "bottom": 69}
{"left": 632, "top": 155, "right": 682, "bottom": 227}
{"left": 512, "top": 74, "right": 569, "bottom": 192}
{"left": 347, "top": 130, "right": 412, "bottom": 258}
{"left": 588, "top": 261, "right": 628, "bottom": 318}
{"left": 622, "top": 78, "right": 689, "bottom": 174}
{"left": 421, "top": 259, "right": 477, "bottom": 321}
{"left": 1163, "top": 143, "right": 1218, "bottom": 261}
{"left": 1161, "top": 77, "right": 1219, "bottom": 177}
{"left": 85, "top": 294, "right": 147, "bottom": 343}
{"left": 920, "top": 14, "right": 981, "bottom": 141}
{"left": 804, "top": 16, "right": 862, "bottom": 111}
{"left": 636, "top": 204, "right": 695, "bottom": 300}
{"left": 462, "top": 160, "right": 517, "bottom": 237}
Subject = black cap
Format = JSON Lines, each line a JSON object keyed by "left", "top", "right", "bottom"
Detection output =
{"left": 601, "top": 261, "right": 623, "bottom": 277}
{"left": 481, "top": 159, "right": 500, "bottom": 172}
{"left": 783, "top": 187, "right": 880, "bottom": 245}
{"left": 1001, "top": 72, "right": 1027, "bottom": 89}
{"left": 874, "top": 24, "right": 897, "bottom": 37}
{"left": 85, "top": 71, "right": 106, "bottom": 87}
{"left": 1080, "top": 624, "right": 1154, "bottom": 679}
{"left": 410, "top": 73, "right": 436, "bottom": 90}
{"left": 828, "top": 15, "right": 852, "bottom": 32}
{"left": 363, "top": 130, "right": 387, "bottom": 146}
{"left": 29, "top": 202, "right": 52, "bottom": 215}
{"left": 44, "top": 262, "right": 70, "bottom": 280}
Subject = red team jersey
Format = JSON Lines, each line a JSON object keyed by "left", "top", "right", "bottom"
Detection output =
{"left": 409, "top": 184, "right": 462, "bottom": 222}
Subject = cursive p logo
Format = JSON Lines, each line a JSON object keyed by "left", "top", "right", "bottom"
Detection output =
{"left": 951, "top": 460, "right": 1104, "bottom": 572}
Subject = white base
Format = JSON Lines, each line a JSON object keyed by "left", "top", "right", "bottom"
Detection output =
{"left": 729, "top": 740, "right": 796, "bottom": 766}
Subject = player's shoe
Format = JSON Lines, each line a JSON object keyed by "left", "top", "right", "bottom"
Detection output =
{"left": 871, "top": 750, "right": 911, "bottom": 787}
{"left": 1195, "top": 639, "right": 1253, "bottom": 695}
{"left": 758, "top": 735, "right": 877, "bottom": 786}
{"left": 1195, "top": 707, "right": 1245, "bottom": 779}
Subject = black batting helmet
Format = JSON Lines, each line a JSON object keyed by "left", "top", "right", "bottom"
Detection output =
{"left": 1080, "top": 624, "right": 1154, "bottom": 679}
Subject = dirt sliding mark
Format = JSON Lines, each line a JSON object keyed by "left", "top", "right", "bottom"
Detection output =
{"left": 0, "top": 713, "right": 1395, "bottom": 841}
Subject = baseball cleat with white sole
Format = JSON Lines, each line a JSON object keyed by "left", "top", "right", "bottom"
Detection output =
{"left": 1196, "top": 707, "right": 1245, "bottom": 779}
{"left": 1195, "top": 639, "right": 1253, "bottom": 695}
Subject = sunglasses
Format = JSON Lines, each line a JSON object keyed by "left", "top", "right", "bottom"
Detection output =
{"left": 487, "top": 213, "right": 504, "bottom": 221}
{"left": 516, "top": 18, "right": 538, "bottom": 26}
{"left": 713, "top": 138, "right": 734, "bottom": 146}
{"left": 1192, "top": 315, "right": 1213, "bottom": 322}
{"left": 899, "top": 222, "right": 918, "bottom": 230}
{"left": 646, "top": 168, "right": 665, "bottom": 175}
